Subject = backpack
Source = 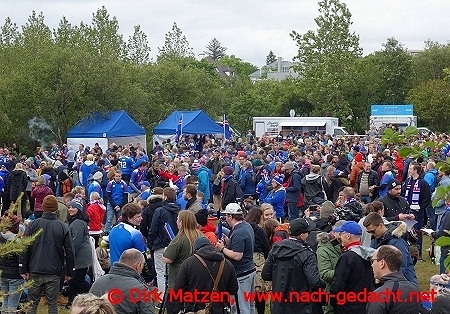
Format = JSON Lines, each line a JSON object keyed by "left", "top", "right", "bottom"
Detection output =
{"left": 231, "top": 179, "right": 244, "bottom": 202}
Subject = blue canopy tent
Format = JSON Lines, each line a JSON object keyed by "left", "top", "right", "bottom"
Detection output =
{"left": 67, "top": 110, "right": 147, "bottom": 152}
{"left": 153, "top": 110, "right": 224, "bottom": 146}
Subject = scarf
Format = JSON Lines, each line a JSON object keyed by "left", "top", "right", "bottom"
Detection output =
{"left": 404, "top": 177, "right": 421, "bottom": 210}
{"left": 344, "top": 198, "right": 358, "bottom": 205}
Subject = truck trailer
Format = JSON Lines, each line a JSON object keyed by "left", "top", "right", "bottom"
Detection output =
{"left": 369, "top": 115, "right": 417, "bottom": 130}
{"left": 253, "top": 116, "right": 349, "bottom": 138}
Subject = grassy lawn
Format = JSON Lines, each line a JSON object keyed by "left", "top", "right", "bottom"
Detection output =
{"left": 416, "top": 236, "right": 440, "bottom": 292}
{"left": 34, "top": 237, "right": 440, "bottom": 314}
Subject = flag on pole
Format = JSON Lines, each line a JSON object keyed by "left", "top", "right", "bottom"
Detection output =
{"left": 223, "top": 114, "right": 231, "bottom": 140}
{"left": 175, "top": 114, "right": 183, "bottom": 143}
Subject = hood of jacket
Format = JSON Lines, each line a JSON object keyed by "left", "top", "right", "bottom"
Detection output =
{"left": 305, "top": 173, "right": 321, "bottom": 182}
{"left": 201, "top": 221, "right": 216, "bottom": 233}
{"left": 33, "top": 184, "right": 52, "bottom": 194}
{"left": 195, "top": 243, "right": 224, "bottom": 261}
{"left": 83, "top": 160, "right": 95, "bottom": 166}
{"left": 348, "top": 245, "right": 375, "bottom": 261}
{"left": 317, "top": 232, "right": 332, "bottom": 243}
{"left": 197, "top": 166, "right": 209, "bottom": 174}
{"left": 110, "top": 262, "right": 143, "bottom": 280}
{"left": 11, "top": 170, "right": 24, "bottom": 177}
{"left": 274, "top": 223, "right": 289, "bottom": 233}
{"left": 148, "top": 194, "right": 163, "bottom": 202}
{"left": 378, "top": 221, "right": 407, "bottom": 244}
{"left": 162, "top": 201, "right": 180, "bottom": 214}
{"left": 270, "top": 238, "right": 311, "bottom": 260}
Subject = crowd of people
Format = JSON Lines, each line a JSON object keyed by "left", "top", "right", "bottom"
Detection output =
{"left": 0, "top": 128, "right": 449, "bottom": 314}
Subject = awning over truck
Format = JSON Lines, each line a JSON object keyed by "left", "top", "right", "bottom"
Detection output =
{"left": 278, "top": 121, "right": 326, "bottom": 127}
{"left": 302, "top": 121, "right": 326, "bottom": 127}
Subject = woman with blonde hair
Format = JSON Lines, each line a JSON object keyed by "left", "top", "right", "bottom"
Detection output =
{"left": 259, "top": 203, "right": 274, "bottom": 227}
{"left": 163, "top": 210, "right": 203, "bottom": 288}
{"left": 71, "top": 293, "right": 115, "bottom": 314}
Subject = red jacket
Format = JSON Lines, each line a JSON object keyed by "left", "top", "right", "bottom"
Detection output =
{"left": 31, "top": 185, "right": 54, "bottom": 212}
{"left": 87, "top": 202, "right": 106, "bottom": 232}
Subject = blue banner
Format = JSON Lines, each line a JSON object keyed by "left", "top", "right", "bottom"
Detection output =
{"left": 371, "top": 104, "right": 413, "bottom": 116}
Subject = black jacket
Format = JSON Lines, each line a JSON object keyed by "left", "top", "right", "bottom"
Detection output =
{"left": 302, "top": 173, "right": 326, "bottom": 205}
{"left": 19, "top": 212, "right": 75, "bottom": 277}
{"left": 0, "top": 233, "right": 22, "bottom": 279}
{"left": 250, "top": 223, "right": 270, "bottom": 258}
{"left": 330, "top": 245, "right": 374, "bottom": 314}
{"left": 366, "top": 271, "right": 422, "bottom": 314}
{"left": 173, "top": 244, "right": 238, "bottom": 314}
{"left": 140, "top": 194, "right": 163, "bottom": 239}
{"left": 7, "top": 170, "right": 27, "bottom": 201}
{"left": 222, "top": 177, "right": 243, "bottom": 210}
{"left": 261, "top": 238, "right": 325, "bottom": 314}
{"left": 323, "top": 176, "right": 343, "bottom": 203}
{"left": 377, "top": 194, "right": 411, "bottom": 221}
{"left": 147, "top": 201, "right": 180, "bottom": 250}
{"left": 285, "top": 171, "right": 302, "bottom": 203}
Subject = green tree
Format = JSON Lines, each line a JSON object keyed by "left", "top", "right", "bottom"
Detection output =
{"left": 266, "top": 50, "right": 277, "bottom": 65}
{"left": 85, "top": 6, "right": 125, "bottom": 59}
{"left": 290, "top": 0, "right": 362, "bottom": 127}
{"left": 157, "top": 22, "right": 194, "bottom": 63}
{"left": 219, "top": 55, "right": 257, "bottom": 78}
{"left": 126, "top": 25, "right": 151, "bottom": 65}
{"left": 204, "top": 38, "right": 227, "bottom": 61}
{"left": 406, "top": 79, "right": 450, "bottom": 132}
{"left": 374, "top": 37, "right": 412, "bottom": 103}
{"left": 411, "top": 40, "right": 450, "bottom": 85}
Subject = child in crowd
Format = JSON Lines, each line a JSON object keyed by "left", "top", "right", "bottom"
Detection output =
{"left": 86, "top": 192, "right": 106, "bottom": 247}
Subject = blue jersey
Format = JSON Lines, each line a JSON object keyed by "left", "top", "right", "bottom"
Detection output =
{"left": 87, "top": 181, "right": 103, "bottom": 199}
{"left": 109, "top": 222, "right": 146, "bottom": 266}
{"left": 118, "top": 156, "right": 134, "bottom": 175}
{"left": 106, "top": 180, "right": 128, "bottom": 207}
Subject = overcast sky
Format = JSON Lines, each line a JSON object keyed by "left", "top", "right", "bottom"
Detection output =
{"left": 1, "top": 0, "right": 449, "bottom": 67}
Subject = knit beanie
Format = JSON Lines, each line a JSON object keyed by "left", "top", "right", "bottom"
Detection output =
{"left": 42, "top": 195, "right": 59, "bottom": 213}
{"left": 320, "top": 201, "right": 335, "bottom": 218}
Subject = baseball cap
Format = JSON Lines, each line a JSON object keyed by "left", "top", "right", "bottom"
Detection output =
{"left": 333, "top": 221, "right": 362, "bottom": 235}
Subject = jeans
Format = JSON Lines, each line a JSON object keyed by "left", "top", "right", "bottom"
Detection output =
{"left": 413, "top": 210, "right": 424, "bottom": 257}
{"left": 154, "top": 248, "right": 166, "bottom": 297}
{"left": 28, "top": 273, "right": 60, "bottom": 314}
{"left": 360, "top": 195, "right": 372, "bottom": 205}
{"left": 104, "top": 203, "right": 122, "bottom": 234}
{"left": 426, "top": 206, "right": 437, "bottom": 230}
{"left": 68, "top": 268, "right": 91, "bottom": 303}
{"left": 1, "top": 277, "right": 24, "bottom": 313}
{"left": 287, "top": 202, "right": 299, "bottom": 222}
{"left": 231, "top": 270, "right": 256, "bottom": 314}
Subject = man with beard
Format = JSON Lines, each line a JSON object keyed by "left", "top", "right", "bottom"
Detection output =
{"left": 377, "top": 179, "right": 413, "bottom": 222}
{"left": 402, "top": 162, "right": 431, "bottom": 260}
{"left": 183, "top": 184, "right": 202, "bottom": 213}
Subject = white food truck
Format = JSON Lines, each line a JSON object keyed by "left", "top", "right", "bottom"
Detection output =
{"left": 253, "top": 116, "right": 349, "bottom": 138}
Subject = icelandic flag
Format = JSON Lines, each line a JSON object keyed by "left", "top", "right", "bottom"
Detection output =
{"left": 175, "top": 114, "right": 183, "bottom": 143}
{"left": 223, "top": 114, "right": 231, "bottom": 140}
